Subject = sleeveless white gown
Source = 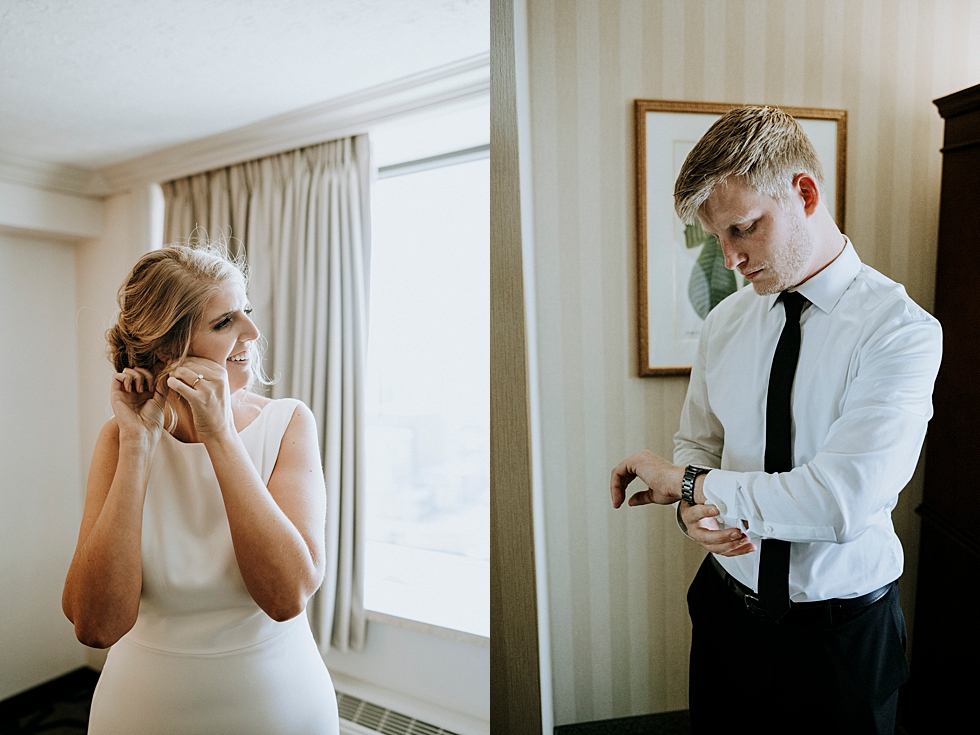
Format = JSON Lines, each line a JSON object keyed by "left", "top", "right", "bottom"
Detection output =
{"left": 88, "top": 398, "right": 339, "bottom": 734}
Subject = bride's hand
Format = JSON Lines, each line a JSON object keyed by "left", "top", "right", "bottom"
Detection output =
{"left": 110, "top": 367, "right": 169, "bottom": 441}
{"left": 165, "top": 358, "right": 234, "bottom": 440}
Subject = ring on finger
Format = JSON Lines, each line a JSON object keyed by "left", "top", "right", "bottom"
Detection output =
{"left": 192, "top": 374, "right": 204, "bottom": 388}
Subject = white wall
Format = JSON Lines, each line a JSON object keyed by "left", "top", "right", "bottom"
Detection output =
{"left": 0, "top": 233, "right": 87, "bottom": 700}
{"left": 523, "top": 0, "right": 980, "bottom": 726}
{"left": 0, "top": 185, "right": 142, "bottom": 685}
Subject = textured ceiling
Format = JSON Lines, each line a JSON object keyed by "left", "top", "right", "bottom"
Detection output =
{"left": 0, "top": 0, "right": 489, "bottom": 168}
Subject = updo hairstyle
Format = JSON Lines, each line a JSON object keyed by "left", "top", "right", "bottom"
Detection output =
{"left": 107, "top": 243, "right": 259, "bottom": 386}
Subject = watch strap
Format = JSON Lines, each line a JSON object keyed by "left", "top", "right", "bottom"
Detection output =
{"left": 681, "top": 465, "right": 712, "bottom": 505}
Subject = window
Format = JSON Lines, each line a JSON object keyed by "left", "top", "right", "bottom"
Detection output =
{"left": 364, "top": 145, "right": 489, "bottom": 638}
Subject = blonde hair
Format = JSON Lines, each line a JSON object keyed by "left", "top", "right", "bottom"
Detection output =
{"left": 673, "top": 106, "right": 824, "bottom": 224}
{"left": 107, "top": 243, "right": 268, "bottom": 390}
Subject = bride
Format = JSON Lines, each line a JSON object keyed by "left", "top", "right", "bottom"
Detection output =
{"left": 62, "top": 243, "right": 339, "bottom": 734}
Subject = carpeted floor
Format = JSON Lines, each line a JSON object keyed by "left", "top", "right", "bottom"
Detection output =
{"left": 0, "top": 668, "right": 97, "bottom": 735}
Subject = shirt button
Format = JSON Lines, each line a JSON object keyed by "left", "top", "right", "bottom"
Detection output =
{"left": 764, "top": 525, "right": 774, "bottom": 534}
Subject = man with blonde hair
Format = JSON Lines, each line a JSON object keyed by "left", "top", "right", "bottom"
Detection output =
{"left": 610, "top": 106, "right": 942, "bottom": 733}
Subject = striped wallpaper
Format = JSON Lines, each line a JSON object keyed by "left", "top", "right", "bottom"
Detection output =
{"left": 523, "top": 0, "right": 980, "bottom": 725}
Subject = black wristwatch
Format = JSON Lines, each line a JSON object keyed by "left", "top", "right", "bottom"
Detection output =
{"left": 681, "top": 465, "right": 712, "bottom": 506}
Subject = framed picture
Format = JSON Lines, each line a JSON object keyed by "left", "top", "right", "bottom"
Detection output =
{"left": 635, "top": 100, "right": 847, "bottom": 376}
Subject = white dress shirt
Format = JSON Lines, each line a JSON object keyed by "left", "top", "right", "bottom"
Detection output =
{"left": 674, "top": 239, "right": 942, "bottom": 601}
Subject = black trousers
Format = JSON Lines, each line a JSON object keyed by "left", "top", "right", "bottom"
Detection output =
{"left": 687, "top": 556, "right": 908, "bottom": 735}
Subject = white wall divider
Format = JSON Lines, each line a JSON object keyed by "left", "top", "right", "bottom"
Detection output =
{"left": 0, "top": 180, "right": 103, "bottom": 242}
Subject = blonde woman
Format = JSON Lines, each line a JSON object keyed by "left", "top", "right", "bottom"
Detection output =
{"left": 63, "top": 244, "right": 339, "bottom": 734}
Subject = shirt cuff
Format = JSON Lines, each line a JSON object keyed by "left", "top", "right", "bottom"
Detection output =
{"left": 700, "top": 469, "right": 738, "bottom": 531}
{"left": 701, "top": 468, "right": 838, "bottom": 542}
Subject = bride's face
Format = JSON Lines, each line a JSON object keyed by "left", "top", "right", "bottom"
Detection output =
{"left": 187, "top": 281, "right": 260, "bottom": 393}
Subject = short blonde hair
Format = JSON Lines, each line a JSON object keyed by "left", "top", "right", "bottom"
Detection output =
{"left": 107, "top": 243, "right": 267, "bottom": 390}
{"left": 673, "top": 106, "right": 824, "bottom": 224}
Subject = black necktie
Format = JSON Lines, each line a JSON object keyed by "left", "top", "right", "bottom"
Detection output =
{"left": 758, "top": 290, "right": 806, "bottom": 620}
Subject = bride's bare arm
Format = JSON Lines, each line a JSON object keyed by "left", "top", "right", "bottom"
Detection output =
{"left": 63, "top": 367, "right": 165, "bottom": 648}
{"left": 62, "top": 420, "right": 155, "bottom": 648}
{"left": 201, "top": 403, "right": 326, "bottom": 622}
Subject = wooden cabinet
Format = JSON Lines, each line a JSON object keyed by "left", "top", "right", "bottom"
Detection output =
{"left": 903, "top": 82, "right": 980, "bottom": 733}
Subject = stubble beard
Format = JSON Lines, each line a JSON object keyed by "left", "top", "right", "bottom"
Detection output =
{"left": 750, "top": 214, "right": 814, "bottom": 295}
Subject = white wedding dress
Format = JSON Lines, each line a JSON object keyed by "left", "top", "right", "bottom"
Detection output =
{"left": 88, "top": 398, "right": 339, "bottom": 734}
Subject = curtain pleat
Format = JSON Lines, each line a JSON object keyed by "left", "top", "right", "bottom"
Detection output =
{"left": 161, "top": 135, "right": 371, "bottom": 652}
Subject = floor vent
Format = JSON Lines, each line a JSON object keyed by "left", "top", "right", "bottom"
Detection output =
{"left": 337, "top": 692, "right": 461, "bottom": 735}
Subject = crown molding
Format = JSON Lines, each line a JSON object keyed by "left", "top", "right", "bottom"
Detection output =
{"left": 0, "top": 149, "right": 111, "bottom": 199}
{"left": 99, "top": 52, "right": 490, "bottom": 193}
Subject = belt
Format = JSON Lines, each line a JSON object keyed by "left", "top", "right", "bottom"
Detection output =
{"left": 709, "top": 555, "right": 893, "bottom": 626}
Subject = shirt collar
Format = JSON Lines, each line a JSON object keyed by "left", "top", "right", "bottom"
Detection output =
{"left": 766, "top": 236, "right": 861, "bottom": 314}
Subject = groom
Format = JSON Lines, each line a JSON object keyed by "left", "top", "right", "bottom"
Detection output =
{"left": 610, "top": 106, "right": 942, "bottom": 734}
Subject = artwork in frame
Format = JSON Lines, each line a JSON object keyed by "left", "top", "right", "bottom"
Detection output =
{"left": 635, "top": 100, "right": 847, "bottom": 376}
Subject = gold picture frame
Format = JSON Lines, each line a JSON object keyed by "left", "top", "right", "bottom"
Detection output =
{"left": 635, "top": 100, "right": 847, "bottom": 377}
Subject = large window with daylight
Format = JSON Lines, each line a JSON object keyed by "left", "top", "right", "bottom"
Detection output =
{"left": 364, "top": 149, "right": 489, "bottom": 638}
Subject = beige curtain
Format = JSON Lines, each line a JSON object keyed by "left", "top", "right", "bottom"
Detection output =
{"left": 161, "top": 136, "right": 371, "bottom": 652}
